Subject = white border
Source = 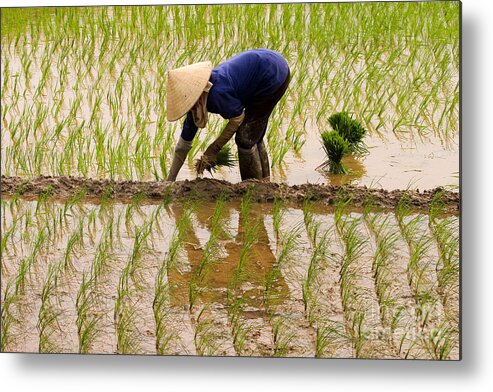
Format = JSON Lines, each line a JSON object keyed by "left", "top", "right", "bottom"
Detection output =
{"left": 2, "top": 0, "right": 492, "bottom": 391}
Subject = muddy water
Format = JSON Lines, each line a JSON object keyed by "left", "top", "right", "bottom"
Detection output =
{"left": 1, "top": 197, "right": 459, "bottom": 358}
{"left": 180, "top": 126, "right": 459, "bottom": 190}
{"left": 1, "top": 24, "right": 459, "bottom": 190}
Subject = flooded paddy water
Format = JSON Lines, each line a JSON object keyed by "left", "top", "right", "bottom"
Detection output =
{"left": 1, "top": 3, "right": 460, "bottom": 358}
{"left": 1, "top": 192, "right": 459, "bottom": 358}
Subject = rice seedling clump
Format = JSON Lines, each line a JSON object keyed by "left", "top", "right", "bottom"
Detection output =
{"left": 321, "top": 130, "right": 349, "bottom": 174}
{"left": 328, "top": 112, "right": 367, "bottom": 153}
{"left": 215, "top": 145, "right": 236, "bottom": 170}
{"left": 199, "top": 145, "right": 236, "bottom": 175}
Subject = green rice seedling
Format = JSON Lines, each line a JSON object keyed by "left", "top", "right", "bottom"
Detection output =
{"left": 302, "top": 198, "right": 314, "bottom": 230}
{"left": 75, "top": 272, "right": 101, "bottom": 354}
{"left": 227, "top": 189, "right": 259, "bottom": 297}
{"left": 114, "top": 263, "right": 140, "bottom": 355}
{"left": 335, "top": 200, "right": 375, "bottom": 356}
{"left": 1, "top": 281, "right": 20, "bottom": 352}
{"left": 315, "top": 320, "right": 349, "bottom": 358}
{"left": 422, "top": 323, "right": 455, "bottom": 360}
{"left": 1, "top": 222, "right": 17, "bottom": 269}
{"left": 229, "top": 213, "right": 259, "bottom": 297}
{"left": 428, "top": 192, "right": 459, "bottom": 315}
{"left": 328, "top": 112, "right": 367, "bottom": 153}
{"left": 209, "top": 192, "right": 231, "bottom": 240}
{"left": 351, "top": 311, "right": 370, "bottom": 358}
{"left": 164, "top": 206, "right": 194, "bottom": 274}
{"left": 193, "top": 306, "right": 221, "bottom": 356}
{"left": 236, "top": 182, "right": 256, "bottom": 218}
{"left": 302, "top": 230, "right": 329, "bottom": 325}
{"left": 15, "top": 251, "right": 38, "bottom": 297}
{"left": 272, "top": 197, "right": 285, "bottom": 247}
{"left": 211, "top": 145, "right": 236, "bottom": 173}
{"left": 37, "top": 262, "right": 63, "bottom": 353}
{"left": 62, "top": 220, "right": 84, "bottom": 271}
{"left": 264, "top": 226, "right": 300, "bottom": 314}
{"left": 153, "top": 267, "right": 174, "bottom": 355}
{"left": 319, "top": 130, "right": 349, "bottom": 174}
{"left": 228, "top": 298, "right": 251, "bottom": 356}
{"left": 362, "top": 208, "right": 413, "bottom": 356}
{"left": 90, "top": 229, "right": 114, "bottom": 283}
{"left": 115, "top": 306, "right": 139, "bottom": 355}
{"left": 272, "top": 316, "right": 295, "bottom": 357}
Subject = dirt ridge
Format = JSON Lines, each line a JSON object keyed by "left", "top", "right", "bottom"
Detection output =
{"left": 1, "top": 175, "right": 459, "bottom": 212}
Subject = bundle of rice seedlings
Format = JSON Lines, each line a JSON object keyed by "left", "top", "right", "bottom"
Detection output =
{"left": 320, "top": 130, "right": 349, "bottom": 174}
{"left": 328, "top": 112, "right": 367, "bottom": 153}
{"left": 196, "top": 145, "right": 236, "bottom": 175}
{"left": 215, "top": 145, "right": 236, "bottom": 170}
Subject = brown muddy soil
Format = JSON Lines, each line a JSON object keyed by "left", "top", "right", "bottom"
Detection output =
{"left": 1, "top": 175, "right": 459, "bottom": 212}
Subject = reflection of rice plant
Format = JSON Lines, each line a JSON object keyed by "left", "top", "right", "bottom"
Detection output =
{"left": 328, "top": 112, "right": 367, "bottom": 153}
{"left": 189, "top": 197, "right": 225, "bottom": 311}
{"left": 320, "top": 130, "right": 348, "bottom": 174}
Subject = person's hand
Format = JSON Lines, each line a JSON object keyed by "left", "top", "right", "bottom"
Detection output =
{"left": 195, "top": 154, "right": 217, "bottom": 175}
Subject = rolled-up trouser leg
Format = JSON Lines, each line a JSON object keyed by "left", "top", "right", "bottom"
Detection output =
{"left": 256, "top": 140, "right": 270, "bottom": 181}
{"left": 238, "top": 145, "right": 263, "bottom": 181}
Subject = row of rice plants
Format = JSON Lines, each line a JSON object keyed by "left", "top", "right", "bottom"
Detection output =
{"left": 2, "top": 3, "right": 459, "bottom": 181}
{"left": 362, "top": 204, "right": 422, "bottom": 358}
{"left": 395, "top": 196, "right": 458, "bottom": 360}
{"left": 428, "top": 192, "right": 460, "bottom": 326}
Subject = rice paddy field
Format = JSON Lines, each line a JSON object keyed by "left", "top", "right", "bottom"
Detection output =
{"left": 0, "top": 2, "right": 460, "bottom": 359}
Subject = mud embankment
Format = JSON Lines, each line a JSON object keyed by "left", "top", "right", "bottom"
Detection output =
{"left": 1, "top": 175, "right": 459, "bottom": 212}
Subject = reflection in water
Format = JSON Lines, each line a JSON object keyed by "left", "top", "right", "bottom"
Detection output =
{"left": 321, "top": 154, "right": 367, "bottom": 186}
{"left": 167, "top": 201, "right": 289, "bottom": 311}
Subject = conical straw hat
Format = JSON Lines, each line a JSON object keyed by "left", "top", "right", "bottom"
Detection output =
{"left": 166, "top": 61, "right": 213, "bottom": 121}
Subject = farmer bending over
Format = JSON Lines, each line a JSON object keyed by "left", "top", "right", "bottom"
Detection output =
{"left": 166, "top": 49, "right": 290, "bottom": 181}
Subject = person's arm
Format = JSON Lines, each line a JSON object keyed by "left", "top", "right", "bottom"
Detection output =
{"left": 166, "top": 112, "right": 197, "bottom": 181}
{"left": 202, "top": 112, "right": 245, "bottom": 162}
{"left": 195, "top": 112, "right": 245, "bottom": 175}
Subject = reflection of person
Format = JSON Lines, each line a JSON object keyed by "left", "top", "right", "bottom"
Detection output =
{"left": 166, "top": 49, "right": 291, "bottom": 182}
{"left": 168, "top": 202, "right": 288, "bottom": 309}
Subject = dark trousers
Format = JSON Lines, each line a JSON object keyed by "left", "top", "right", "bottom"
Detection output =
{"left": 235, "top": 69, "right": 291, "bottom": 150}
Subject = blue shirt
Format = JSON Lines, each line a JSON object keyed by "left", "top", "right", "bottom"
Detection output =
{"left": 180, "top": 49, "right": 289, "bottom": 141}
